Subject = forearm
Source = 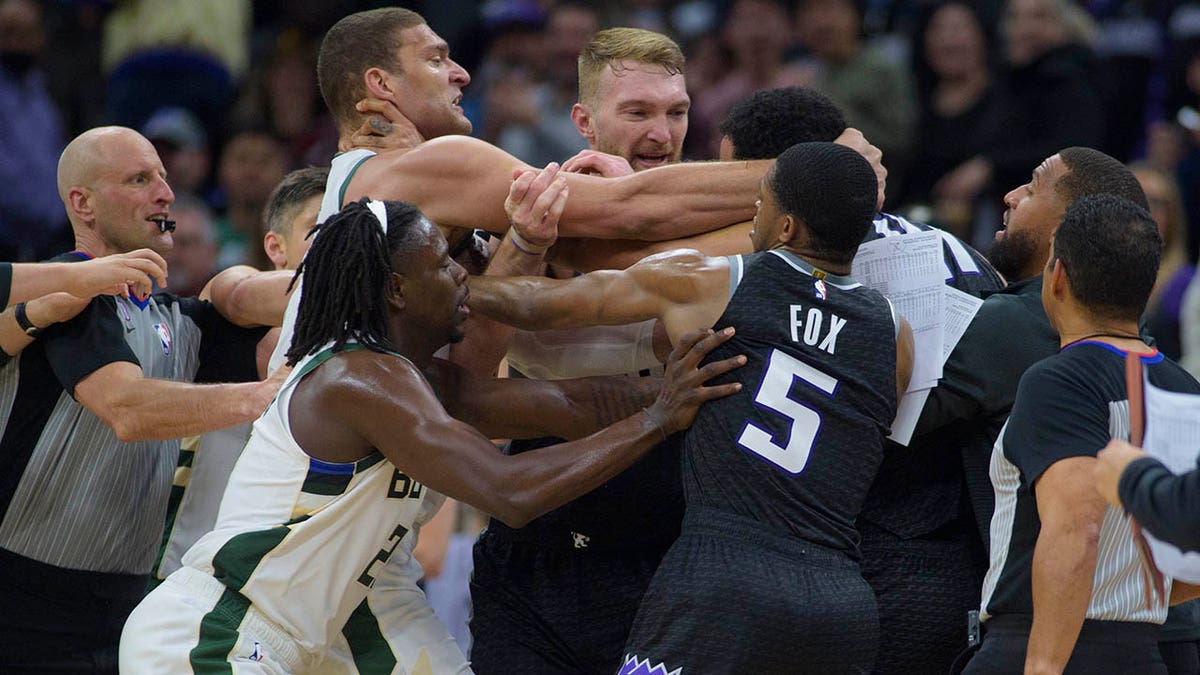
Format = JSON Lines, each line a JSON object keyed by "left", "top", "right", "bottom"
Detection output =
{"left": 202, "top": 267, "right": 293, "bottom": 327}
{"left": 7, "top": 262, "right": 74, "bottom": 305}
{"left": 561, "top": 161, "right": 766, "bottom": 241}
{"left": 0, "top": 294, "right": 87, "bottom": 359}
{"left": 1027, "top": 527, "right": 1098, "bottom": 674}
{"left": 449, "top": 233, "right": 547, "bottom": 376}
{"left": 95, "top": 378, "right": 271, "bottom": 442}
{"left": 467, "top": 275, "right": 580, "bottom": 330}
{"left": 1120, "top": 458, "right": 1200, "bottom": 552}
{"left": 0, "top": 306, "right": 31, "bottom": 360}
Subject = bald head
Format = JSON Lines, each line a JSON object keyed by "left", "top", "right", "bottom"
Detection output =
{"left": 57, "top": 127, "right": 151, "bottom": 204}
{"left": 58, "top": 126, "right": 176, "bottom": 257}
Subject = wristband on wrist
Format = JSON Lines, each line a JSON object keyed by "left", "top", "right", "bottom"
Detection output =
{"left": 14, "top": 302, "right": 42, "bottom": 338}
{"left": 507, "top": 228, "right": 549, "bottom": 256}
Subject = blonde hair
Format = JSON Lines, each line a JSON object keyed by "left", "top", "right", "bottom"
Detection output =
{"left": 577, "top": 28, "right": 685, "bottom": 106}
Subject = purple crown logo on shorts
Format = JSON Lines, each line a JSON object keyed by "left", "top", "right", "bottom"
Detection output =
{"left": 618, "top": 654, "right": 683, "bottom": 675}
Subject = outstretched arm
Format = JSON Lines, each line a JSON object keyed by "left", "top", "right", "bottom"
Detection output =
{"left": 347, "top": 135, "right": 764, "bottom": 240}
{"left": 2, "top": 249, "right": 169, "bottom": 308}
{"left": 467, "top": 249, "right": 725, "bottom": 335}
{"left": 334, "top": 329, "right": 744, "bottom": 528}
{"left": 426, "top": 358, "right": 658, "bottom": 441}
{"left": 74, "top": 361, "right": 287, "bottom": 441}
{"left": 201, "top": 266, "right": 294, "bottom": 328}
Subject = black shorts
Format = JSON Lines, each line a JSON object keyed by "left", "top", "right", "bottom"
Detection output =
{"left": 469, "top": 527, "right": 673, "bottom": 675}
{"left": 859, "top": 517, "right": 987, "bottom": 675}
{"left": 621, "top": 507, "right": 879, "bottom": 675}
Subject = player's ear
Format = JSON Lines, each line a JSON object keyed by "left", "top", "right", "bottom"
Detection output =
{"left": 779, "top": 214, "right": 799, "bottom": 246}
{"left": 571, "top": 103, "right": 595, "bottom": 142}
{"left": 264, "top": 232, "right": 288, "bottom": 270}
{"left": 364, "top": 67, "right": 397, "bottom": 101}
{"left": 388, "top": 271, "right": 406, "bottom": 311}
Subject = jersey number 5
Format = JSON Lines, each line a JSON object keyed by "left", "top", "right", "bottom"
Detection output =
{"left": 737, "top": 348, "right": 837, "bottom": 474}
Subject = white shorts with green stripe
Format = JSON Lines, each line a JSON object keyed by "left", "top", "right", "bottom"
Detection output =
{"left": 121, "top": 567, "right": 318, "bottom": 674}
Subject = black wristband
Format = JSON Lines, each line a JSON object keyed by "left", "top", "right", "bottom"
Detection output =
{"left": 14, "top": 302, "right": 42, "bottom": 338}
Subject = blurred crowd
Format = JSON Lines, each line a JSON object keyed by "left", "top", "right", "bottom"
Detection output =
{"left": 2, "top": 0, "right": 1200, "bottom": 332}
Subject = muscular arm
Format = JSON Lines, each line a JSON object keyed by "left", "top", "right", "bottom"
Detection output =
{"left": 1026, "top": 457, "right": 1106, "bottom": 675}
{"left": 448, "top": 164, "right": 566, "bottom": 376}
{"left": 467, "top": 249, "right": 729, "bottom": 343}
{"left": 425, "top": 358, "right": 657, "bottom": 440}
{"left": 347, "top": 136, "right": 764, "bottom": 240}
{"left": 305, "top": 330, "right": 741, "bottom": 528}
{"left": 200, "top": 266, "right": 294, "bottom": 328}
{"left": 552, "top": 221, "right": 754, "bottom": 272}
{"left": 73, "top": 361, "right": 284, "bottom": 442}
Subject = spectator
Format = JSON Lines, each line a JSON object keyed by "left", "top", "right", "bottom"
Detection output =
{"left": 490, "top": 1, "right": 599, "bottom": 167}
{"left": 1137, "top": 164, "right": 1194, "bottom": 361}
{"left": 141, "top": 106, "right": 211, "bottom": 199}
{"left": 689, "top": 0, "right": 813, "bottom": 158}
{"left": 161, "top": 194, "right": 219, "bottom": 298}
{"left": 102, "top": 0, "right": 251, "bottom": 137}
{"left": 955, "top": 0, "right": 1106, "bottom": 205}
{"left": 212, "top": 128, "right": 288, "bottom": 270}
{"left": 795, "top": 0, "right": 917, "bottom": 188}
{"left": 901, "top": 1, "right": 1007, "bottom": 248}
{"left": 232, "top": 28, "right": 338, "bottom": 168}
{"left": 0, "top": 0, "right": 67, "bottom": 261}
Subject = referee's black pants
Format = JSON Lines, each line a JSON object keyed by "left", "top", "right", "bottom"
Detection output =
{"left": 961, "top": 614, "right": 1167, "bottom": 674}
{"left": 0, "top": 546, "right": 146, "bottom": 674}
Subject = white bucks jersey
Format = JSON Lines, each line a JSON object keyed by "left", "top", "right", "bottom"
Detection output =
{"left": 182, "top": 343, "right": 444, "bottom": 654}
{"left": 268, "top": 149, "right": 377, "bottom": 375}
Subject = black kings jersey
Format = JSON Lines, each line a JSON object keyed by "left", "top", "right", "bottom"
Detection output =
{"left": 683, "top": 250, "right": 898, "bottom": 555}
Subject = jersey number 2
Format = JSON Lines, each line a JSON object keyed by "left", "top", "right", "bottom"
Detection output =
{"left": 737, "top": 348, "right": 837, "bottom": 474}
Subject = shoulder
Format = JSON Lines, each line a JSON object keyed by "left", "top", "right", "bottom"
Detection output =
{"left": 630, "top": 249, "right": 730, "bottom": 296}
{"left": 636, "top": 248, "right": 728, "bottom": 271}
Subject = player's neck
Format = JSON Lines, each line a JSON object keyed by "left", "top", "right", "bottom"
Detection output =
{"left": 1057, "top": 315, "right": 1146, "bottom": 352}
{"left": 778, "top": 244, "right": 852, "bottom": 277}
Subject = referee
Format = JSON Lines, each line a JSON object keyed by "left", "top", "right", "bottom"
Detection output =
{"left": 966, "top": 195, "right": 1200, "bottom": 674}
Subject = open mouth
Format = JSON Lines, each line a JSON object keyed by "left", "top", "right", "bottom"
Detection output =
{"left": 148, "top": 214, "right": 175, "bottom": 233}
{"left": 634, "top": 153, "right": 669, "bottom": 168}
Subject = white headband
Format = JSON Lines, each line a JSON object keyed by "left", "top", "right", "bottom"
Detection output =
{"left": 367, "top": 200, "right": 388, "bottom": 233}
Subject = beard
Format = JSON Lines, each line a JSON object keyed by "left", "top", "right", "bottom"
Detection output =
{"left": 988, "top": 229, "right": 1040, "bottom": 282}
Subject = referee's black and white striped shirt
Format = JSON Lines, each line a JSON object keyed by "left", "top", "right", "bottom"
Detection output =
{"left": 0, "top": 252, "right": 263, "bottom": 575}
{"left": 980, "top": 341, "right": 1200, "bottom": 625}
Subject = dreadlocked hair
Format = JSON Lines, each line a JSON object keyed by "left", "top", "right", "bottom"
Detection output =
{"left": 285, "top": 198, "right": 424, "bottom": 365}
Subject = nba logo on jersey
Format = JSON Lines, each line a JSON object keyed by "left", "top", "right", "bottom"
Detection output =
{"left": 152, "top": 323, "right": 172, "bottom": 355}
{"left": 239, "top": 641, "right": 265, "bottom": 662}
{"left": 814, "top": 279, "right": 827, "bottom": 300}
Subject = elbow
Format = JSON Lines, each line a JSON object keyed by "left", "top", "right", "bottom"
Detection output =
{"left": 93, "top": 401, "right": 149, "bottom": 441}
{"left": 491, "top": 490, "right": 537, "bottom": 529}
{"left": 108, "top": 415, "right": 146, "bottom": 442}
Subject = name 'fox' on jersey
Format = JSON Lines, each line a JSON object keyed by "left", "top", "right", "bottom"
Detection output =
{"left": 683, "top": 249, "right": 898, "bottom": 554}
